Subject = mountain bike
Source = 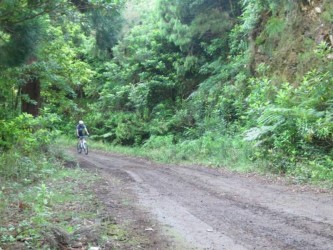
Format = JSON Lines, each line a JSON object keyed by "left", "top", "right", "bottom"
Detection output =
{"left": 77, "top": 136, "right": 88, "bottom": 155}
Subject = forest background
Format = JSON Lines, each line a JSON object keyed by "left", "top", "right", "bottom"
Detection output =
{"left": 1, "top": 0, "right": 333, "bottom": 183}
{"left": 1, "top": 0, "right": 333, "bottom": 248}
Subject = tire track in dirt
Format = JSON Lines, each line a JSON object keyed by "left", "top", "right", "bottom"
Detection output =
{"left": 74, "top": 150, "right": 333, "bottom": 250}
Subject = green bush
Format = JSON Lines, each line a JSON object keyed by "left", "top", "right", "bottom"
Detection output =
{"left": 292, "top": 158, "right": 333, "bottom": 184}
{"left": 0, "top": 113, "right": 60, "bottom": 180}
{"left": 244, "top": 45, "right": 333, "bottom": 178}
{"left": 141, "top": 132, "right": 258, "bottom": 171}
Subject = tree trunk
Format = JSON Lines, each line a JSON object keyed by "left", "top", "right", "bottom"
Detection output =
{"left": 21, "top": 56, "right": 41, "bottom": 117}
{"left": 21, "top": 76, "right": 41, "bottom": 117}
{"left": 248, "top": 32, "right": 256, "bottom": 76}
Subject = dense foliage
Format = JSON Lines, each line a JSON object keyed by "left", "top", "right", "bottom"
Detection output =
{"left": 1, "top": 0, "right": 333, "bottom": 182}
{"left": 0, "top": 0, "right": 124, "bottom": 150}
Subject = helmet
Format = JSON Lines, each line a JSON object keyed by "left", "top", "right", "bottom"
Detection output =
{"left": 79, "top": 120, "right": 84, "bottom": 124}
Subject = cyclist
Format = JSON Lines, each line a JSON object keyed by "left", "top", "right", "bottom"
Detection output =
{"left": 76, "top": 120, "right": 89, "bottom": 142}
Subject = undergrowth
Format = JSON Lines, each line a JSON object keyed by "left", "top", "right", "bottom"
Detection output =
{"left": 0, "top": 129, "right": 119, "bottom": 249}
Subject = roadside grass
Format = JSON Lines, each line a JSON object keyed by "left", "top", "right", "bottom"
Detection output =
{"left": 60, "top": 134, "right": 267, "bottom": 173}
{"left": 60, "top": 135, "right": 333, "bottom": 188}
{"left": 0, "top": 146, "right": 129, "bottom": 249}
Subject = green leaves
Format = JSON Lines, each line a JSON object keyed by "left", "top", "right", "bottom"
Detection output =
{"left": 245, "top": 62, "right": 333, "bottom": 168}
{"left": 265, "top": 17, "right": 286, "bottom": 39}
{"left": 0, "top": 113, "right": 60, "bottom": 153}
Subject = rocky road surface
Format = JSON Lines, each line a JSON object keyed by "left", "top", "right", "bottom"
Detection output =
{"left": 73, "top": 150, "right": 333, "bottom": 250}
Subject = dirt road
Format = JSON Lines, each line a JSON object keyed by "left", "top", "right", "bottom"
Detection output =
{"left": 74, "top": 150, "right": 333, "bottom": 250}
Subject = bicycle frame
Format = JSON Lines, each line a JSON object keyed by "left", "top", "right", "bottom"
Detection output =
{"left": 77, "top": 136, "right": 88, "bottom": 155}
{"left": 79, "top": 137, "right": 86, "bottom": 147}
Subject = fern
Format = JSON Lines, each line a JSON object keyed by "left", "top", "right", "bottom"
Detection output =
{"left": 240, "top": 0, "right": 264, "bottom": 33}
{"left": 265, "top": 17, "right": 286, "bottom": 39}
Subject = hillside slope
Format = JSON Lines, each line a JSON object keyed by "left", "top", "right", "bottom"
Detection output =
{"left": 250, "top": 0, "right": 333, "bottom": 82}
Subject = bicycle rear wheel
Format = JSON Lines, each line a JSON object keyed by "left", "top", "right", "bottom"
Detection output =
{"left": 83, "top": 143, "right": 88, "bottom": 155}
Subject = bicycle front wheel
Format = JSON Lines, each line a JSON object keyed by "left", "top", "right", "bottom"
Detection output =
{"left": 83, "top": 143, "right": 88, "bottom": 155}
{"left": 77, "top": 142, "right": 82, "bottom": 154}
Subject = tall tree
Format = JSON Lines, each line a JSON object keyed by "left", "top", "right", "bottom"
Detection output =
{"left": 0, "top": 0, "right": 123, "bottom": 117}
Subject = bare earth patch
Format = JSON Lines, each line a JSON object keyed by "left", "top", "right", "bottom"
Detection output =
{"left": 72, "top": 149, "right": 333, "bottom": 250}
